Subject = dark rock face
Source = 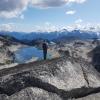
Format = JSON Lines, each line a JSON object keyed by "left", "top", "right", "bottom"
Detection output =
{"left": 75, "top": 92, "right": 100, "bottom": 100}
{"left": 58, "top": 50, "right": 70, "bottom": 57}
{"left": 91, "top": 46, "right": 100, "bottom": 72}
{"left": 0, "top": 57, "right": 100, "bottom": 100}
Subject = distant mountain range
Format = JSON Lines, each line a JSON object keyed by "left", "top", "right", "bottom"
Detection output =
{"left": 0, "top": 28, "right": 100, "bottom": 44}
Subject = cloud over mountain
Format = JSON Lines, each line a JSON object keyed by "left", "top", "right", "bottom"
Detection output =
{"left": 0, "top": 23, "right": 14, "bottom": 31}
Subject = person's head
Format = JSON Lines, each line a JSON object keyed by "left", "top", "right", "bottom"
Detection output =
{"left": 43, "top": 40, "right": 47, "bottom": 43}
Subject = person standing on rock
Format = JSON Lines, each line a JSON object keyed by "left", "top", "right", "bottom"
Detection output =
{"left": 42, "top": 40, "right": 48, "bottom": 60}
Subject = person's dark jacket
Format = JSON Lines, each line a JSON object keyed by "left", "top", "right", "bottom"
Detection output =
{"left": 42, "top": 43, "right": 48, "bottom": 60}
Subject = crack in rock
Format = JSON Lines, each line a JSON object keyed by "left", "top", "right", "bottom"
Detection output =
{"left": 0, "top": 71, "right": 100, "bottom": 100}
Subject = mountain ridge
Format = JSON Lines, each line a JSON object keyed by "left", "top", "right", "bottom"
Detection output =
{"left": 0, "top": 28, "right": 100, "bottom": 45}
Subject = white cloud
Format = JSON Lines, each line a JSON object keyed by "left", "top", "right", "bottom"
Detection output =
{"left": 75, "top": 19, "right": 83, "bottom": 23}
{"left": 32, "top": 22, "right": 100, "bottom": 32}
{"left": 66, "top": 23, "right": 100, "bottom": 32}
{"left": 0, "top": 0, "right": 87, "bottom": 18}
{"left": 31, "top": 0, "right": 87, "bottom": 8}
{"left": 66, "top": 10, "right": 76, "bottom": 15}
{"left": 0, "top": 23, "right": 14, "bottom": 31}
{"left": 67, "top": 0, "right": 86, "bottom": 4}
{"left": 31, "top": 0, "right": 66, "bottom": 8}
{"left": 0, "top": 0, "right": 30, "bottom": 18}
{"left": 32, "top": 22, "right": 60, "bottom": 32}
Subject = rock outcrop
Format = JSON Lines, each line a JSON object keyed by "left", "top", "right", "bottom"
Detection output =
{"left": 88, "top": 46, "right": 100, "bottom": 72}
{"left": 0, "top": 36, "right": 15, "bottom": 65}
{"left": 0, "top": 56, "right": 100, "bottom": 99}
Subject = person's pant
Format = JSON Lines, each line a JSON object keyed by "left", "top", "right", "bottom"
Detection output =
{"left": 43, "top": 50, "right": 47, "bottom": 60}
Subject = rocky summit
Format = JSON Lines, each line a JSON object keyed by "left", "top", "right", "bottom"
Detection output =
{"left": 0, "top": 0, "right": 100, "bottom": 99}
{"left": 0, "top": 55, "right": 100, "bottom": 100}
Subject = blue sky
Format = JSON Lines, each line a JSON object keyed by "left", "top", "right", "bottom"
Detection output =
{"left": 0, "top": 0, "right": 100, "bottom": 32}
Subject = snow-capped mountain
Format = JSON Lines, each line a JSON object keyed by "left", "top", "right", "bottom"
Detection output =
{"left": 0, "top": 26, "right": 100, "bottom": 44}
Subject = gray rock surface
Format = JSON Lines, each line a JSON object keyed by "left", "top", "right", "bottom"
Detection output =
{"left": 0, "top": 87, "right": 61, "bottom": 100}
{"left": 0, "top": 36, "right": 15, "bottom": 64}
{"left": 0, "top": 56, "right": 100, "bottom": 99}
